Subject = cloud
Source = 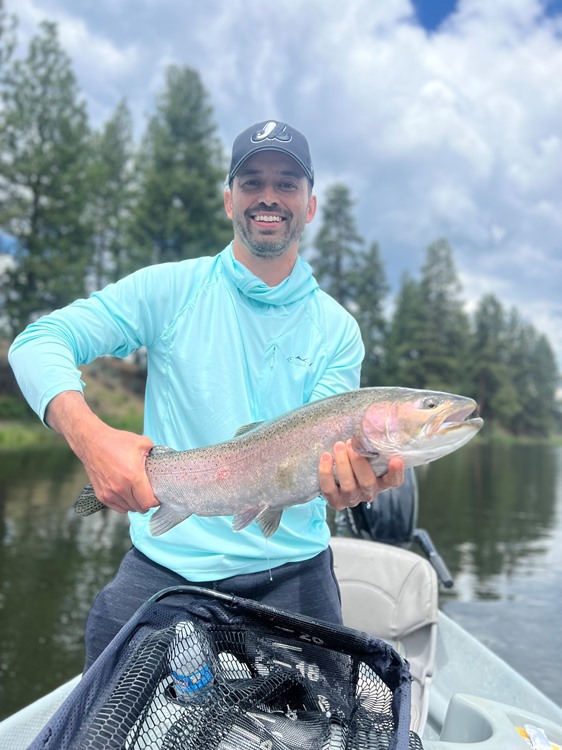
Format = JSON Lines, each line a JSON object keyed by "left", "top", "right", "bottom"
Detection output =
{"left": 6, "top": 0, "right": 562, "bottom": 367}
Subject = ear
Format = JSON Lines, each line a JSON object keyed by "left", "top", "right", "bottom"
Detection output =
{"left": 224, "top": 189, "right": 233, "bottom": 220}
{"left": 305, "top": 194, "right": 317, "bottom": 224}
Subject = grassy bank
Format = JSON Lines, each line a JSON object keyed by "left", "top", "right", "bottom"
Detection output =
{"left": 0, "top": 412, "right": 145, "bottom": 451}
{"left": 0, "top": 352, "right": 145, "bottom": 450}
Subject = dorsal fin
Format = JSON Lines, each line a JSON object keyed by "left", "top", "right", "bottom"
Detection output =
{"left": 233, "top": 422, "right": 265, "bottom": 437}
{"left": 149, "top": 445, "right": 174, "bottom": 456}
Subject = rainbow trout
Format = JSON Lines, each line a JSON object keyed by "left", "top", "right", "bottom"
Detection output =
{"left": 74, "top": 387, "right": 483, "bottom": 538}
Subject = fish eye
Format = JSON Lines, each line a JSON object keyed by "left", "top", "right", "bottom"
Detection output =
{"left": 422, "top": 397, "right": 439, "bottom": 409}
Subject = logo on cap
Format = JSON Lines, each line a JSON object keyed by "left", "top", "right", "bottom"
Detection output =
{"left": 251, "top": 121, "right": 292, "bottom": 144}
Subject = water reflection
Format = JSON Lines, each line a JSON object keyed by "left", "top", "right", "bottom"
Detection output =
{"left": 416, "top": 444, "right": 560, "bottom": 595}
{"left": 0, "top": 442, "right": 561, "bottom": 719}
{"left": 416, "top": 443, "right": 562, "bottom": 700}
{"left": 0, "top": 448, "right": 130, "bottom": 718}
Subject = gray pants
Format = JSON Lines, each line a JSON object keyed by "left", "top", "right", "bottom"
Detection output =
{"left": 84, "top": 546, "right": 342, "bottom": 671}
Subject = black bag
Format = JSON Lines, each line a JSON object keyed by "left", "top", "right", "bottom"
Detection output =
{"left": 29, "top": 586, "right": 423, "bottom": 750}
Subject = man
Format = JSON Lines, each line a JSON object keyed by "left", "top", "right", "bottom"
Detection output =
{"left": 9, "top": 120, "right": 404, "bottom": 668}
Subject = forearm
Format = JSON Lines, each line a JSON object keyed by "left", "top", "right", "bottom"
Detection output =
{"left": 46, "top": 391, "right": 108, "bottom": 460}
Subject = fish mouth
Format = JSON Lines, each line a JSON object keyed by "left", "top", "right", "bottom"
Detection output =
{"left": 440, "top": 402, "right": 483, "bottom": 432}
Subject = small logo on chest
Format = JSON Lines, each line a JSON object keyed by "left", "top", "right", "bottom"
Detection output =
{"left": 287, "top": 356, "right": 313, "bottom": 368}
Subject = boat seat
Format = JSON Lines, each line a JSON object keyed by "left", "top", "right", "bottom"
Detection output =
{"left": 331, "top": 536, "right": 438, "bottom": 735}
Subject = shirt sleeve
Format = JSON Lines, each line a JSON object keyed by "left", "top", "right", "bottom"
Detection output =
{"left": 308, "top": 306, "right": 365, "bottom": 403}
{"left": 8, "top": 265, "right": 176, "bottom": 424}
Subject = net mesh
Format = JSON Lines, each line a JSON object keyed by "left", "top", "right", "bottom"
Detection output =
{"left": 29, "top": 587, "right": 423, "bottom": 750}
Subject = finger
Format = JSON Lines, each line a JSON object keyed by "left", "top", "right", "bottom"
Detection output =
{"left": 318, "top": 451, "right": 338, "bottom": 498}
{"left": 91, "top": 487, "right": 132, "bottom": 514}
{"left": 92, "top": 471, "right": 158, "bottom": 515}
{"left": 376, "top": 457, "right": 405, "bottom": 492}
{"left": 319, "top": 450, "right": 354, "bottom": 511}
{"left": 320, "top": 442, "right": 363, "bottom": 511}
{"left": 119, "top": 440, "right": 157, "bottom": 513}
{"left": 332, "top": 441, "right": 357, "bottom": 496}
{"left": 345, "top": 441, "right": 379, "bottom": 497}
{"left": 131, "top": 475, "right": 159, "bottom": 513}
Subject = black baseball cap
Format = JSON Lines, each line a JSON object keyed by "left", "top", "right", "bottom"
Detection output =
{"left": 228, "top": 120, "right": 314, "bottom": 186}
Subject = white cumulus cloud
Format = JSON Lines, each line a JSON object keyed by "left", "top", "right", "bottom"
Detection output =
{"left": 5, "top": 0, "right": 562, "bottom": 367}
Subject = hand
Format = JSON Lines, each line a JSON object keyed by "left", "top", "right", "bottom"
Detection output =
{"left": 80, "top": 424, "right": 159, "bottom": 515}
{"left": 46, "top": 391, "right": 159, "bottom": 515}
{"left": 318, "top": 440, "right": 405, "bottom": 512}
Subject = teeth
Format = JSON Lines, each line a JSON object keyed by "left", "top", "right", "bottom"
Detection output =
{"left": 254, "top": 215, "right": 281, "bottom": 222}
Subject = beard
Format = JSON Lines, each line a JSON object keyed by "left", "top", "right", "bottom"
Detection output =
{"left": 232, "top": 209, "right": 307, "bottom": 259}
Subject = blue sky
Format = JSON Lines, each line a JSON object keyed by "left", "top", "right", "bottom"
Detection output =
{"left": 4, "top": 0, "right": 562, "bottom": 369}
{"left": 411, "top": 0, "right": 460, "bottom": 29}
{"left": 412, "top": 0, "right": 562, "bottom": 28}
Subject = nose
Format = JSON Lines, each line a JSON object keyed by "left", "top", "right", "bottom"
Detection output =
{"left": 258, "top": 181, "right": 279, "bottom": 207}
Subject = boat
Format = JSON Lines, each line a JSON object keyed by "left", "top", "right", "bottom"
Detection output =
{"left": 1, "top": 474, "right": 561, "bottom": 749}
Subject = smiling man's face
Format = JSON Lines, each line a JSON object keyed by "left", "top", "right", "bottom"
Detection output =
{"left": 224, "top": 151, "right": 316, "bottom": 259}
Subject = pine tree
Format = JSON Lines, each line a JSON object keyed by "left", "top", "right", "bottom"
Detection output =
{"left": 0, "top": 21, "right": 92, "bottom": 333}
{"left": 505, "top": 310, "right": 559, "bottom": 436}
{"left": 128, "top": 65, "right": 231, "bottom": 267}
{"left": 311, "top": 183, "right": 364, "bottom": 308}
{"left": 417, "top": 239, "right": 471, "bottom": 392}
{"left": 385, "top": 273, "right": 427, "bottom": 387}
{"left": 347, "top": 241, "right": 389, "bottom": 385}
{"left": 530, "top": 335, "right": 559, "bottom": 435}
{"left": 87, "top": 99, "right": 136, "bottom": 288}
{"left": 470, "top": 294, "right": 520, "bottom": 427}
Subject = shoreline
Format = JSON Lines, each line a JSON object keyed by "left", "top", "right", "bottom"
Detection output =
{"left": 1, "top": 419, "right": 560, "bottom": 452}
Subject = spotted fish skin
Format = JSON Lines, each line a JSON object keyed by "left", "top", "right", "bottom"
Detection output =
{"left": 74, "top": 386, "right": 483, "bottom": 538}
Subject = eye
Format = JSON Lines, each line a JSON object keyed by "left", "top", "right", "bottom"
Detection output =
{"left": 239, "top": 178, "right": 261, "bottom": 190}
{"left": 422, "top": 396, "right": 439, "bottom": 409}
{"left": 279, "top": 181, "right": 297, "bottom": 191}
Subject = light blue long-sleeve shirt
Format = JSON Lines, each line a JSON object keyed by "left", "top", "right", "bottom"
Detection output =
{"left": 9, "top": 243, "right": 364, "bottom": 580}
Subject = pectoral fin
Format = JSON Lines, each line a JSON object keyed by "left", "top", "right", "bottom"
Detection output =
{"left": 232, "top": 506, "right": 265, "bottom": 532}
{"left": 149, "top": 505, "right": 192, "bottom": 536}
{"left": 256, "top": 509, "right": 283, "bottom": 538}
{"left": 232, "top": 506, "right": 283, "bottom": 537}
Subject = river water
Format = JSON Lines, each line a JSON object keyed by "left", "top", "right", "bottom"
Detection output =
{"left": 0, "top": 441, "right": 561, "bottom": 720}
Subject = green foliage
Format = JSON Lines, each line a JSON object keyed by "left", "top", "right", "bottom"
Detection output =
{"left": 127, "top": 65, "right": 231, "bottom": 268}
{"left": 470, "top": 294, "right": 521, "bottom": 426}
{"left": 311, "top": 183, "right": 364, "bottom": 307}
{"left": 384, "top": 240, "right": 471, "bottom": 392}
{"left": 347, "top": 242, "right": 390, "bottom": 386}
{"left": 0, "top": 394, "right": 29, "bottom": 419}
{"left": 311, "top": 186, "right": 390, "bottom": 386}
{"left": 86, "top": 99, "right": 136, "bottom": 287}
{"left": 384, "top": 273, "right": 427, "bottom": 387}
{"left": 0, "top": 21, "right": 92, "bottom": 334}
{"left": 416, "top": 239, "right": 471, "bottom": 392}
{"left": 504, "top": 311, "right": 559, "bottom": 436}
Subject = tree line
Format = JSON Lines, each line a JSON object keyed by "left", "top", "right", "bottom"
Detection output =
{"left": 0, "top": 10, "right": 559, "bottom": 437}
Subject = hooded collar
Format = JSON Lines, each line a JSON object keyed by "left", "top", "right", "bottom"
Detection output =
{"left": 220, "top": 242, "right": 318, "bottom": 307}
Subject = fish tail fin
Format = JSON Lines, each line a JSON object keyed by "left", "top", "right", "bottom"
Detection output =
{"left": 74, "top": 484, "right": 105, "bottom": 516}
